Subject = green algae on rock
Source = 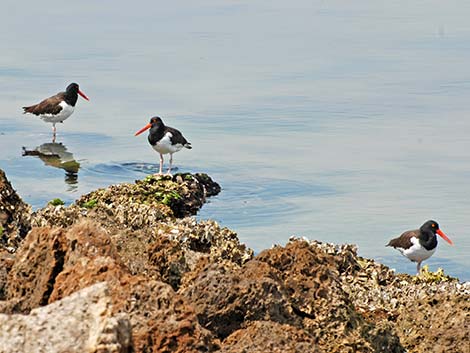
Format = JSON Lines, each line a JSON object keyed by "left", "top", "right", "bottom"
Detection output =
{"left": 48, "top": 198, "right": 65, "bottom": 206}
{"left": 31, "top": 173, "right": 221, "bottom": 230}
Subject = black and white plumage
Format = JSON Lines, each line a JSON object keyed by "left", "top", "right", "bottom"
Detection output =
{"left": 135, "top": 116, "right": 192, "bottom": 175}
{"left": 386, "top": 220, "right": 453, "bottom": 273}
{"left": 23, "top": 83, "right": 89, "bottom": 141}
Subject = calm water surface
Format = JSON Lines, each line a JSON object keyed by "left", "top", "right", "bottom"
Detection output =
{"left": 1, "top": 1, "right": 470, "bottom": 280}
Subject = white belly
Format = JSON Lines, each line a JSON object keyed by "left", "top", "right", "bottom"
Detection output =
{"left": 40, "top": 101, "right": 75, "bottom": 124}
{"left": 152, "top": 132, "right": 184, "bottom": 154}
{"left": 399, "top": 237, "right": 436, "bottom": 263}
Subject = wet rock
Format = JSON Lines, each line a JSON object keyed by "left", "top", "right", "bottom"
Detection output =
{"left": 0, "top": 282, "right": 131, "bottom": 353}
{"left": 220, "top": 321, "right": 321, "bottom": 353}
{"left": 31, "top": 173, "right": 221, "bottom": 231}
{"left": 0, "top": 169, "right": 31, "bottom": 251}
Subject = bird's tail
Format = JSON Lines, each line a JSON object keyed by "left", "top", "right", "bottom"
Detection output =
{"left": 184, "top": 142, "right": 192, "bottom": 149}
{"left": 22, "top": 106, "right": 32, "bottom": 114}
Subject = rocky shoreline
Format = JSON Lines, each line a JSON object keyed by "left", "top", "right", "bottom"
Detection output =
{"left": 0, "top": 169, "right": 468, "bottom": 353}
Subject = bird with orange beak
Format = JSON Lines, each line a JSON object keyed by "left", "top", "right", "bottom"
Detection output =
{"left": 135, "top": 116, "right": 192, "bottom": 175}
{"left": 387, "top": 220, "right": 453, "bottom": 273}
{"left": 23, "top": 83, "right": 89, "bottom": 141}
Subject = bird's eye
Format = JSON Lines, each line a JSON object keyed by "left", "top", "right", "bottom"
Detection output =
{"left": 432, "top": 224, "right": 435, "bottom": 227}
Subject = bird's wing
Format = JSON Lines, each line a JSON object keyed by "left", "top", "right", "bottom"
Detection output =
{"left": 167, "top": 126, "right": 189, "bottom": 145}
{"left": 387, "top": 229, "right": 418, "bottom": 249}
{"left": 23, "top": 92, "right": 65, "bottom": 115}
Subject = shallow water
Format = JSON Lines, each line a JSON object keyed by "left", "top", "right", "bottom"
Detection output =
{"left": 1, "top": 0, "right": 470, "bottom": 280}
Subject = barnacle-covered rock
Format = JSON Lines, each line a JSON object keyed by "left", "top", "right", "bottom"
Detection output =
{"left": 255, "top": 239, "right": 403, "bottom": 353}
{"left": 78, "top": 173, "right": 220, "bottom": 218}
{"left": 0, "top": 169, "right": 31, "bottom": 251}
{"left": 1, "top": 167, "right": 469, "bottom": 353}
{"left": 288, "top": 237, "right": 469, "bottom": 353}
{"left": 115, "top": 217, "right": 254, "bottom": 290}
{"left": 31, "top": 173, "right": 221, "bottom": 230}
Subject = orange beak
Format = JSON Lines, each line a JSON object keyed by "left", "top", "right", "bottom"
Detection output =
{"left": 78, "top": 89, "right": 90, "bottom": 101}
{"left": 436, "top": 229, "right": 453, "bottom": 245}
{"left": 135, "top": 123, "right": 152, "bottom": 136}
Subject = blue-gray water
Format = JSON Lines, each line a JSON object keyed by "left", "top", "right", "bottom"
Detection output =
{"left": 1, "top": 0, "right": 469, "bottom": 281}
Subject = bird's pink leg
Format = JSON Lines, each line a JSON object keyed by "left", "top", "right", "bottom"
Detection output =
{"left": 156, "top": 153, "right": 164, "bottom": 175}
{"left": 52, "top": 123, "right": 57, "bottom": 143}
{"left": 416, "top": 261, "right": 422, "bottom": 274}
{"left": 167, "top": 154, "right": 173, "bottom": 175}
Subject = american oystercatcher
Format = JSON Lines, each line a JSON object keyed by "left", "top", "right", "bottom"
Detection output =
{"left": 135, "top": 116, "right": 192, "bottom": 175}
{"left": 386, "top": 220, "right": 453, "bottom": 273}
{"left": 22, "top": 83, "right": 89, "bottom": 141}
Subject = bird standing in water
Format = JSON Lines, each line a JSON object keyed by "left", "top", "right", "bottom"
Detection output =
{"left": 387, "top": 220, "right": 453, "bottom": 273}
{"left": 135, "top": 116, "right": 192, "bottom": 175}
{"left": 23, "top": 83, "right": 89, "bottom": 142}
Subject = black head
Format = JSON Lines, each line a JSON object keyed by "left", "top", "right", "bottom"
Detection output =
{"left": 64, "top": 82, "right": 89, "bottom": 104}
{"left": 149, "top": 116, "right": 164, "bottom": 127}
{"left": 420, "top": 220, "right": 439, "bottom": 234}
{"left": 66, "top": 83, "right": 80, "bottom": 94}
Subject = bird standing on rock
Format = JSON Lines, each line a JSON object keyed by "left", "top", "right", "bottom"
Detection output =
{"left": 23, "top": 83, "right": 89, "bottom": 141}
{"left": 135, "top": 116, "right": 192, "bottom": 175}
{"left": 386, "top": 220, "right": 453, "bottom": 273}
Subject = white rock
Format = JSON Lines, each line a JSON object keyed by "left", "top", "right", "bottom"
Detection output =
{"left": 0, "top": 282, "right": 131, "bottom": 353}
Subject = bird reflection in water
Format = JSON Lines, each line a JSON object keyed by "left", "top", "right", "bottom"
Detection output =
{"left": 22, "top": 142, "right": 80, "bottom": 190}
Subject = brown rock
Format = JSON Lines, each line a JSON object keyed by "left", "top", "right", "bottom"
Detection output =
{"left": 0, "top": 250, "right": 15, "bottom": 300}
{"left": 255, "top": 240, "right": 404, "bottom": 353}
{"left": 52, "top": 262, "right": 216, "bottom": 352}
{"left": 112, "top": 278, "right": 216, "bottom": 353}
{"left": 147, "top": 218, "right": 253, "bottom": 291}
{"left": 43, "top": 220, "right": 216, "bottom": 353}
{"left": 0, "top": 169, "right": 31, "bottom": 251}
{"left": 6, "top": 227, "right": 67, "bottom": 313}
{"left": 179, "top": 259, "right": 297, "bottom": 339}
{"left": 394, "top": 292, "right": 470, "bottom": 353}
{"left": 220, "top": 321, "right": 322, "bottom": 353}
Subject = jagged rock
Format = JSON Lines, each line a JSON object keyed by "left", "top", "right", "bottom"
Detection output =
{"left": 5, "top": 227, "right": 67, "bottom": 313}
{"left": 394, "top": 292, "right": 469, "bottom": 353}
{"left": 254, "top": 240, "right": 404, "bottom": 353}
{"left": 0, "top": 282, "right": 131, "bottom": 353}
{"left": 111, "top": 278, "right": 217, "bottom": 353}
{"left": 51, "top": 263, "right": 217, "bottom": 352}
{"left": 105, "top": 217, "right": 253, "bottom": 290}
{"left": 0, "top": 250, "right": 14, "bottom": 300}
{"left": 31, "top": 173, "right": 221, "bottom": 230}
{"left": 0, "top": 167, "right": 468, "bottom": 353}
{"left": 0, "top": 169, "right": 31, "bottom": 251}
{"left": 6, "top": 220, "right": 217, "bottom": 352}
{"left": 179, "top": 259, "right": 296, "bottom": 339}
{"left": 147, "top": 218, "right": 253, "bottom": 290}
{"left": 220, "top": 321, "right": 322, "bottom": 353}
